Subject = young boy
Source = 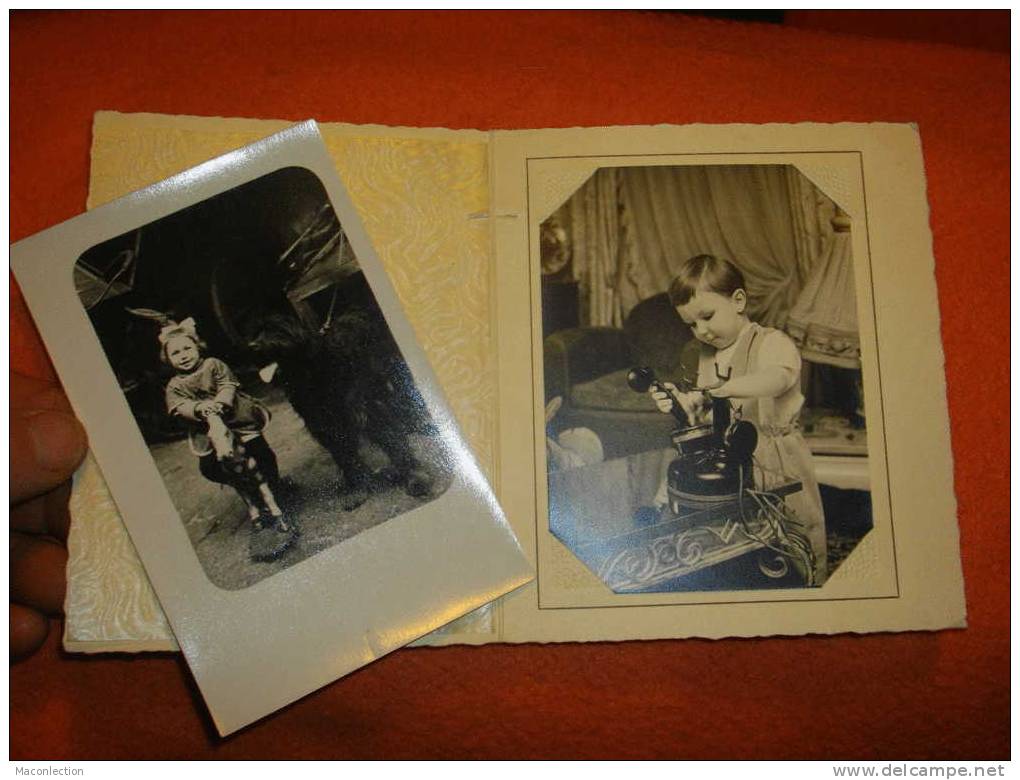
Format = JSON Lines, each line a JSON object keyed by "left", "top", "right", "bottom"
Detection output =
{"left": 651, "top": 254, "right": 827, "bottom": 585}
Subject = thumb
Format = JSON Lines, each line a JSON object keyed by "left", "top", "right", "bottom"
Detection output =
{"left": 10, "top": 374, "right": 88, "bottom": 505}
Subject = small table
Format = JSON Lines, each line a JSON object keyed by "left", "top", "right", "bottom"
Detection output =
{"left": 548, "top": 449, "right": 805, "bottom": 592}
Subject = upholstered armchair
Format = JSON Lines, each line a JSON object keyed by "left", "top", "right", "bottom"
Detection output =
{"left": 543, "top": 293, "right": 696, "bottom": 461}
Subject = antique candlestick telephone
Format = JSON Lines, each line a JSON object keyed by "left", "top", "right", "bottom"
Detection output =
{"left": 626, "top": 367, "right": 817, "bottom": 585}
{"left": 627, "top": 366, "right": 759, "bottom": 516}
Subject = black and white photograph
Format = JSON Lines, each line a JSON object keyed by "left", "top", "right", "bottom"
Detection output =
{"left": 13, "top": 124, "right": 533, "bottom": 732}
{"left": 540, "top": 164, "right": 871, "bottom": 593}
{"left": 75, "top": 166, "right": 452, "bottom": 590}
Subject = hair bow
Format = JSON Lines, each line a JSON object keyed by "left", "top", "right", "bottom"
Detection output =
{"left": 157, "top": 317, "right": 199, "bottom": 345}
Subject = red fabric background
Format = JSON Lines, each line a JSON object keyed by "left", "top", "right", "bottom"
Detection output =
{"left": 9, "top": 11, "right": 1009, "bottom": 759}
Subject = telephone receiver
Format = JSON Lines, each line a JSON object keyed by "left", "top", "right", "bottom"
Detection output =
{"left": 626, "top": 366, "right": 691, "bottom": 426}
{"left": 627, "top": 366, "right": 758, "bottom": 455}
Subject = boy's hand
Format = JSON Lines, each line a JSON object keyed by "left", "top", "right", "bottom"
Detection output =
{"left": 650, "top": 382, "right": 679, "bottom": 414}
{"left": 677, "top": 390, "right": 709, "bottom": 423}
{"left": 653, "top": 383, "right": 709, "bottom": 422}
{"left": 10, "top": 372, "right": 88, "bottom": 661}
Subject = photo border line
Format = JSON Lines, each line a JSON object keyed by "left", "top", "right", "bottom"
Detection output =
{"left": 523, "top": 149, "right": 901, "bottom": 611}
{"left": 524, "top": 155, "right": 544, "bottom": 609}
{"left": 857, "top": 153, "right": 900, "bottom": 596}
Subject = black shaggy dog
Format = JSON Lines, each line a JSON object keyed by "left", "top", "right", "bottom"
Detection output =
{"left": 247, "top": 277, "right": 435, "bottom": 511}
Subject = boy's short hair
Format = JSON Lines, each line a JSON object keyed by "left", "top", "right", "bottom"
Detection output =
{"left": 667, "top": 254, "right": 746, "bottom": 307}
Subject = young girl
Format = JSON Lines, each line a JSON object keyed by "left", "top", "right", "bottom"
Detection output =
{"left": 651, "top": 255, "right": 828, "bottom": 585}
{"left": 159, "top": 318, "right": 295, "bottom": 562}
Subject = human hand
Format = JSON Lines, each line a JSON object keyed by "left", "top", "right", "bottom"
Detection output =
{"left": 10, "top": 372, "right": 88, "bottom": 661}
{"left": 652, "top": 383, "right": 708, "bottom": 422}
{"left": 677, "top": 390, "right": 710, "bottom": 423}
{"left": 195, "top": 400, "right": 223, "bottom": 418}
{"left": 650, "top": 381, "right": 679, "bottom": 414}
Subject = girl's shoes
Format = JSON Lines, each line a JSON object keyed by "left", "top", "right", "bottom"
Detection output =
{"left": 249, "top": 514, "right": 298, "bottom": 563}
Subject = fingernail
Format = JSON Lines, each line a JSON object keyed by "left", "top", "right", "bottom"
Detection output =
{"left": 25, "top": 410, "right": 87, "bottom": 473}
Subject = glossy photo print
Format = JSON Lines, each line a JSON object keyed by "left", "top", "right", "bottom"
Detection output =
{"left": 13, "top": 122, "right": 532, "bottom": 734}
{"left": 74, "top": 166, "right": 452, "bottom": 589}
{"left": 539, "top": 164, "right": 871, "bottom": 593}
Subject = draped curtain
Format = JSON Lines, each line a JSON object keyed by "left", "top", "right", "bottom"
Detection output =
{"left": 558, "top": 164, "right": 858, "bottom": 367}
{"left": 564, "top": 168, "right": 626, "bottom": 328}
